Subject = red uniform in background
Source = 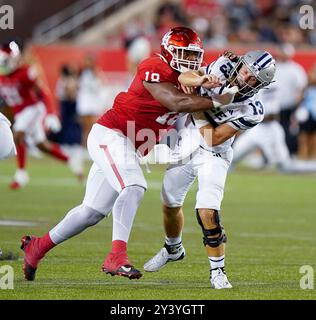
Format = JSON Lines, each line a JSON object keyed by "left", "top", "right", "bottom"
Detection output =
{"left": 0, "top": 41, "right": 79, "bottom": 189}
{"left": 0, "top": 65, "right": 54, "bottom": 115}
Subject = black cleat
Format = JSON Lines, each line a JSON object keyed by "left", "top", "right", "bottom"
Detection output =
{"left": 102, "top": 264, "right": 142, "bottom": 280}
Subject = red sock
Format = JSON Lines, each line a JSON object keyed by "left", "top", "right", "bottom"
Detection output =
{"left": 49, "top": 143, "right": 68, "bottom": 162}
{"left": 38, "top": 233, "right": 56, "bottom": 255}
{"left": 112, "top": 240, "right": 127, "bottom": 254}
{"left": 16, "top": 143, "right": 27, "bottom": 169}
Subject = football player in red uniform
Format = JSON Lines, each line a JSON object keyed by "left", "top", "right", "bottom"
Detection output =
{"left": 0, "top": 41, "right": 78, "bottom": 189}
{"left": 20, "top": 27, "right": 233, "bottom": 281}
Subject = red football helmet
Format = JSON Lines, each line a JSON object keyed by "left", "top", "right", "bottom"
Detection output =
{"left": 0, "top": 41, "right": 21, "bottom": 75}
{"left": 161, "top": 26, "right": 204, "bottom": 73}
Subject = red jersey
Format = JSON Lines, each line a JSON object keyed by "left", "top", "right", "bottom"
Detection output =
{"left": 97, "top": 55, "right": 181, "bottom": 155}
{"left": 0, "top": 65, "right": 40, "bottom": 115}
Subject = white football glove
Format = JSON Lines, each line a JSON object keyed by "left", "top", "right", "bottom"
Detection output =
{"left": 212, "top": 85, "right": 239, "bottom": 109}
{"left": 44, "top": 114, "right": 62, "bottom": 133}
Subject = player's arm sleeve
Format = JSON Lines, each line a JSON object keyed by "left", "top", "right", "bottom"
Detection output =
{"left": 25, "top": 66, "right": 38, "bottom": 86}
{"left": 227, "top": 114, "right": 264, "bottom": 131}
{"left": 26, "top": 66, "right": 57, "bottom": 114}
{"left": 37, "top": 87, "right": 57, "bottom": 114}
{"left": 226, "top": 98, "right": 265, "bottom": 130}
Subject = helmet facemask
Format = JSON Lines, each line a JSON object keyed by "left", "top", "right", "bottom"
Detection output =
{"left": 228, "top": 59, "right": 270, "bottom": 98}
{"left": 228, "top": 50, "right": 276, "bottom": 99}
{"left": 168, "top": 45, "right": 204, "bottom": 72}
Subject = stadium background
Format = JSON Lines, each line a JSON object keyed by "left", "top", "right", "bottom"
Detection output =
{"left": 0, "top": 0, "right": 315, "bottom": 300}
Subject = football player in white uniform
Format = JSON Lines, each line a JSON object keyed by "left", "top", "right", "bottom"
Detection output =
{"left": 144, "top": 50, "right": 276, "bottom": 289}
{"left": 0, "top": 112, "right": 16, "bottom": 160}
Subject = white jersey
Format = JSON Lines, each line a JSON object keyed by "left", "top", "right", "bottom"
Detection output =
{"left": 196, "top": 56, "right": 265, "bottom": 153}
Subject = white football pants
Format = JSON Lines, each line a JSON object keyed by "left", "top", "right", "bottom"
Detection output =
{"left": 13, "top": 102, "right": 46, "bottom": 144}
{"left": 161, "top": 147, "right": 233, "bottom": 210}
{"left": 84, "top": 124, "right": 147, "bottom": 207}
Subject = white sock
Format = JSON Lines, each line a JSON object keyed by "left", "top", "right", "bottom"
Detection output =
{"left": 165, "top": 235, "right": 182, "bottom": 246}
{"left": 112, "top": 185, "right": 145, "bottom": 242}
{"left": 209, "top": 255, "right": 225, "bottom": 272}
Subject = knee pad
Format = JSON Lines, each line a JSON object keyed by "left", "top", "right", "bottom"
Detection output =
{"left": 196, "top": 209, "right": 227, "bottom": 248}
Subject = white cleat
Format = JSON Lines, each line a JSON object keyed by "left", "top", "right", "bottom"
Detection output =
{"left": 210, "top": 268, "right": 233, "bottom": 289}
{"left": 144, "top": 245, "right": 185, "bottom": 272}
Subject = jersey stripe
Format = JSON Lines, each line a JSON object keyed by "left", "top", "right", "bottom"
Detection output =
{"left": 231, "top": 121, "right": 241, "bottom": 129}
{"left": 218, "top": 84, "right": 225, "bottom": 95}
{"left": 237, "top": 117, "right": 257, "bottom": 128}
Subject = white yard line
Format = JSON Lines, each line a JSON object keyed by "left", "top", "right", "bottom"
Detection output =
{"left": 0, "top": 220, "right": 39, "bottom": 227}
{"left": 0, "top": 175, "right": 166, "bottom": 190}
{"left": 239, "top": 232, "right": 315, "bottom": 241}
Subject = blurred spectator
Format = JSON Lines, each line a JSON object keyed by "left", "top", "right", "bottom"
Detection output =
{"left": 155, "top": 2, "right": 188, "bottom": 39}
{"left": 127, "top": 36, "right": 151, "bottom": 75}
{"left": 255, "top": 16, "right": 278, "bottom": 43}
{"left": 111, "top": 0, "right": 315, "bottom": 49}
{"left": 182, "top": 0, "right": 223, "bottom": 18}
{"left": 121, "top": 17, "right": 155, "bottom": 49}
{"left": 204, "top": 13, "right": 229, "bottom": 48}
{"left": 77, "top": 55, "right": 106, "bottom": 147}
{"left": 274, "top": 43, "right": 308, "bottom": 155}
{"left": 275, "top": 23, "right": 306, "bottom": 46}
{"left": 54, "top": 64, "right": 81, "bottom": 145}
{"left": 227, "top": 0, "right": 256, "bottom": 32}
{"left": 296, "top": 63, "right": 316, "bottom": 160}
{"left": 52, "top": 63, "right": 84, "bottom": 180}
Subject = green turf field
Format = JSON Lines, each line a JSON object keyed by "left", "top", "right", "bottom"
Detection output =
{"left": 0, "top": 157, "right": 315, "bottom": 300}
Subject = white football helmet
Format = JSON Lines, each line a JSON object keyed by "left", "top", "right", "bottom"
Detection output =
{"left": 229, "top": 50, "right": 276, "bottom": 98}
